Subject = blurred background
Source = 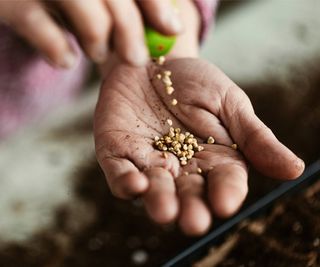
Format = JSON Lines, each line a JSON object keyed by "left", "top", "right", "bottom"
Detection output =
{"left": 0, "top": 0, "right": 320, "bottom": 266}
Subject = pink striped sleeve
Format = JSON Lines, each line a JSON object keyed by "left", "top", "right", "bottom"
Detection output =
{"left": 193, "top": 0, "right": 220, "bottom": 41}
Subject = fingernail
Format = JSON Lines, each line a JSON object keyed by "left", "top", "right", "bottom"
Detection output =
{"left": 128, "top": 42, "right": 148, "bottom": 67}
{"left": 60, "top": 51, "right": 77, "bottom": 69}
{"left": 162, "top": 9, "right": 182, "bottom": 33}
{"left": 90, "top": 43, "right": 108, "bottom": 64}
{"left": 297, "top": 158, "right": 305, "bottom": 170}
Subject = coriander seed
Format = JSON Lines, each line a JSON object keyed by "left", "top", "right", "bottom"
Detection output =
{"left": 163, "top": 70, "right": 171, "bottom": 76}
{"left": 171, "top": 99, "right": 178, "bottom": 106}
{"left": 231, "top": 144, "right": 238, "bottom": 150}
{"left": 162, "top": 76, "right": 173, "bottom": 86}
{"left": 157, "top": 56, "right": 165, "bottom": 65}
{"left": 207, "top": 136, "right": 215, "bottom": 144}
{"left": 166, "top": 86, "right": 174, "bottom": 95}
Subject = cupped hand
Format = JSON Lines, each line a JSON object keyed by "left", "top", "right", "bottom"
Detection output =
{"left": 94, "top": 58, "right": 304, "bottom": 235}
{"left": 0, "top": 0, "right": 181, "bottom": 67}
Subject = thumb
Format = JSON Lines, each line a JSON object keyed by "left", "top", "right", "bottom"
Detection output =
{"left": 220, "top": 85, "right": 305, "bottom": 180}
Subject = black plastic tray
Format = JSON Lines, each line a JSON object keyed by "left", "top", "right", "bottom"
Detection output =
{"left": 162, "top": 160, "right": 320, "bottom": 267}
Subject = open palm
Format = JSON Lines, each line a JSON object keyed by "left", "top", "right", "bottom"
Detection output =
{"left": 94, "top": 58, "right": 304, "bottom": 235}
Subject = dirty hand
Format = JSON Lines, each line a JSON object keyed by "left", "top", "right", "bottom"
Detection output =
{"left": 94, "top": 58, "right": 305, "bottom": 236}
{"left": 0, "top": 0, "right": 181, "bottom": 68}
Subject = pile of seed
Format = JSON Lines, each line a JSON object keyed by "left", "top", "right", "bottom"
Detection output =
{"left": 152, "top": 56, "right": 237, "bottom": 167}
{"left": 154, "top": 127, "right": 204, "bottom": 166}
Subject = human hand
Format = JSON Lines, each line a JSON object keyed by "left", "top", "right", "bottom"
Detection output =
{"left": 0, "top": 0, "right": 181, "bottom": 68}
{"left": 94, "top": 58, "right": 304, "bottom": 235}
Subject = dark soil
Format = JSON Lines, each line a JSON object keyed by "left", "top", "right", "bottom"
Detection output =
{"left": 194, "top": 181, "right": 320, "bottom": 267}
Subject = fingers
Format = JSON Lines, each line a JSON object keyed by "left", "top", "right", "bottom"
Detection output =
{"left": 207, "top": 163, "right": 248, "bottom": 218}
{"left": 142, "top": 167, "right": 179, "bottom": 224}
{"left": 221, "top": 85, "right": 305, "bottom": 180}
{"left": 176, "top": 173, "right": 211, "bottom": 236}
{"left": 0, "top": 1, "right": 76, "bottom": 68}
{"left": 58, "top": 0, "right": 110, "bottom": 64}
{"left": 98, "top": 156, "right": 149, "bottom": 200}
{"left": 138, "top": 0, "right": 182, "bottom": 35}
{"left": 107, "top": 0, "right": 149, "bottom": 66}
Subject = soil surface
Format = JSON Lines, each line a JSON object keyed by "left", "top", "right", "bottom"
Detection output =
{"left": 194, "top": 180, "right": 320, "bottom": 267}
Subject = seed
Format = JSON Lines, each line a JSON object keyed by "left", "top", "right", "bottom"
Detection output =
{"left": 181, "top": 160, "right": 187, "bottom": 166}
{"left": 231, "top": 144, "right": 238, "bottom": 150}
{"left": 171, "top": 99, "right": 178, "bottom": 106}
{"left": 163, "top": 152, "right": 168, "bottom": 159}
{"left": 197, "top": 167, "right": 202, "bottom": 174}
{"left": 207, "top": 136, "right": 215, "bottom": 144}
{"left": 167, "top": 119, "right": 173, "bottom": 126}
{"left": 153, "top": 128, "right": 202, "bottom": 167}
{"left": 163, "top": 70, "right": 171, "bottom": 76}
{"left": 162, "top": 76, "right": 172, "bottom": 86}
{"left": 166, "top": 86, "right": 174, "bottom": 95}
{"left": 156, "top": 74, "right": 162, "bottom": 79}
{"left": 183, "top": 171, "right": 189, "bottom": 176}
{"left": 174, "top": 144, "right": 181, "bottom": 150}
{"left": 157, "top": 56, "right": 165, "bottom": 65}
